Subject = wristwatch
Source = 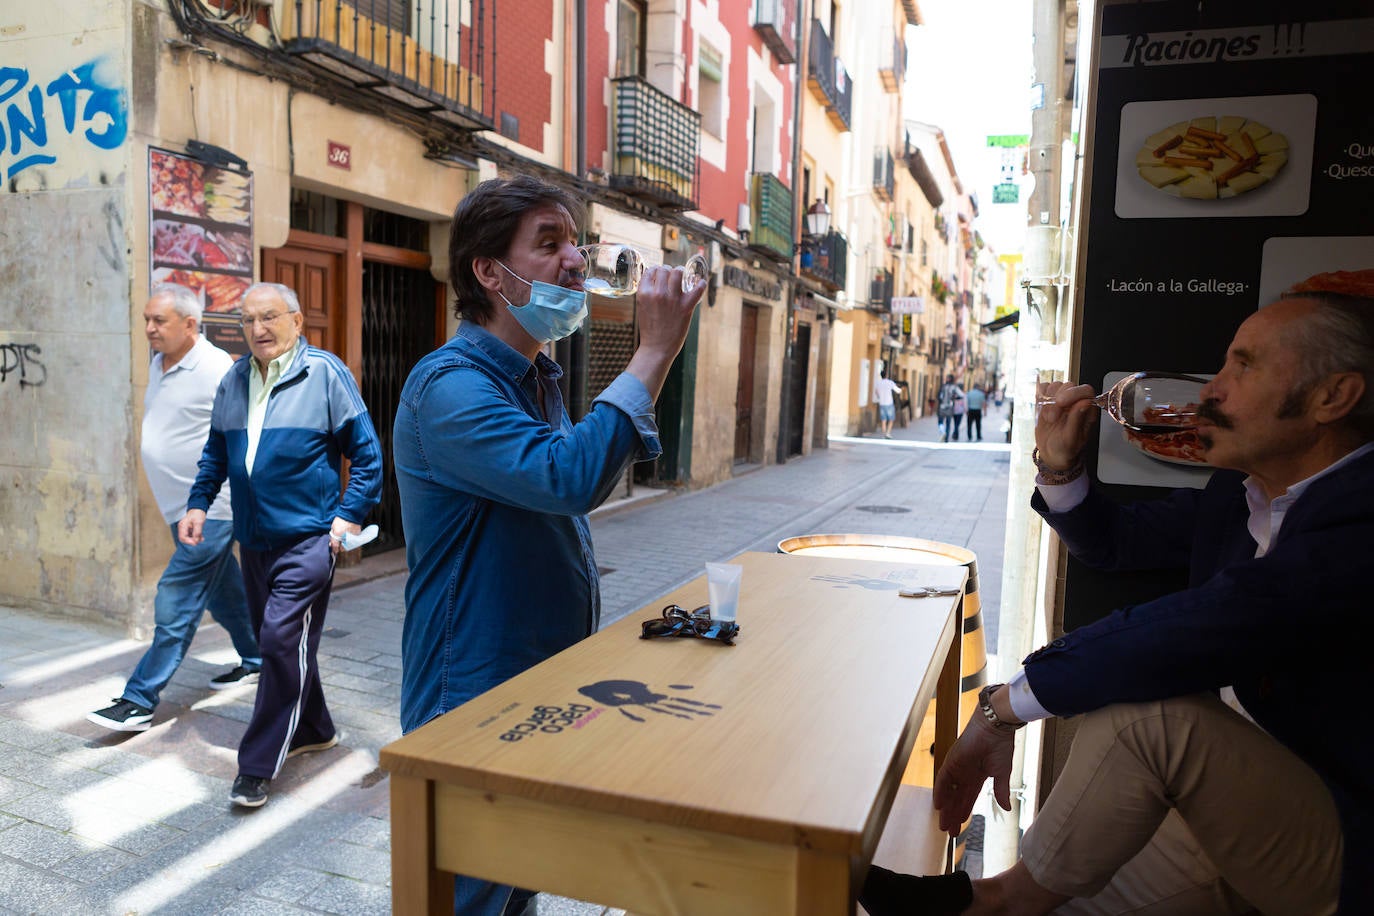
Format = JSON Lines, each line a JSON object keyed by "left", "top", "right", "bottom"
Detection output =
{"left": 978, "top": 683, "right": 1025, "bottom": 731}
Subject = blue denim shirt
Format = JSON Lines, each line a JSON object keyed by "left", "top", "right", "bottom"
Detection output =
{"left": 394, "top": 322, "right": 661, "bottom": 733}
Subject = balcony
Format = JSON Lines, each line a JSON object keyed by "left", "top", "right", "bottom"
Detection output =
{"left": 873, "top": 148, "right": 895, "bottom": 201}
{"left": 752, "top": 0, "right": 797, "bottom": 64}
{"left": 806, "top": 19, "right": 852, "bottom": 131}
{"left": 878, "top": 33, "right": 906, "bottom": 92}
{"left": 869, "top": 269, "right": 894, "bottom": 311}
{"left": 749, "top": 172, "right": 795, "bottom": 262}
{"left": 278, "top": 0, "right": 491, "bottom": 130}
{"left": 610, "top": 77, "right": 700, "bottom": 211}
{"left": 800, "top": 229, "right": 848, "bottom": 292}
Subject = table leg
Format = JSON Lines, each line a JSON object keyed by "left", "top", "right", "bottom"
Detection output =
{"left": 391, "top": 773, "right": 452, "bottom": 916}
{"left": 931, "top": 597, "right": 961, "bottom": 777}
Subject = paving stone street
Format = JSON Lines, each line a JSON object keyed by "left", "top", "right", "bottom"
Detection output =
{"left": 0, "top": 406, "right": 1012, "bottom": 915}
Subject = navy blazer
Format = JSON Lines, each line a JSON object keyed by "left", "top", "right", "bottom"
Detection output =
{"left": 1030, "top": 447, "right": 1374, "bottom": 913}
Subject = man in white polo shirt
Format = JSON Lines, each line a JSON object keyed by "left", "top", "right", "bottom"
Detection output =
{"left": 88, "top": 284, "right": 261, "bottom": 732}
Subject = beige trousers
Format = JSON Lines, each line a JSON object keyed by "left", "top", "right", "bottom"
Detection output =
{"left": 1020, "top": 694, "right": 1343, "bottom": 916}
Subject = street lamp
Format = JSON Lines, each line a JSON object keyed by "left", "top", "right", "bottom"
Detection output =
{"left": 805, "top": 198, "right": 831, "bottom": 237}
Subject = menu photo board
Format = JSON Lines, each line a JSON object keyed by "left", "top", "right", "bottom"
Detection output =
{"left": 148, "top": 147, "right": 254, "bottom": 355}
{"left": 1062, "top": 0, "right": 1374, "bottom": 631}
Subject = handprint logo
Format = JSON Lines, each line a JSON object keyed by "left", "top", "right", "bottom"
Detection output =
{"left": 811, "top": 572, "right": 907, "bottom": 591}
{"left": 577, "top": 680, "right": 722, "bottom": 723}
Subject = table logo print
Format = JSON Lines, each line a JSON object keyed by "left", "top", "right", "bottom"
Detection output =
{"left": 578, "top": 679, "right": 722, "bottom": 723}
{"left": 811, "top": 572, "right": 910, "bottom": 591}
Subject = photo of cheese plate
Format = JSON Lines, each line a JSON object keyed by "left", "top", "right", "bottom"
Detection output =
{"left": 1136, "top": 115, "right": 1287, "bottom": 200}
{"left": 1115, "top": 94, "right": 1315, "bottom": 220}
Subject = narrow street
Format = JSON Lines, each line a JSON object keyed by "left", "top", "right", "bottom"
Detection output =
{"left": 0, "top": 407, "right": 1011, "bottom": 915}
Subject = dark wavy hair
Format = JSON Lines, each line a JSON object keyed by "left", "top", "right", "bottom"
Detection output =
{"left": 447, "top": 175, "right": 584, "bottom": 324}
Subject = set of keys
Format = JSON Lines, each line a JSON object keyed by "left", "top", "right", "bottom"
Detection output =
{"left": 898, "top": 585, "right": 963, "bottom": 599}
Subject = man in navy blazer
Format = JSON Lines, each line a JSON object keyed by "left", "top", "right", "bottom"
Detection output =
{"left": 863, "top": 293, "right": 1373, "bottom": 915}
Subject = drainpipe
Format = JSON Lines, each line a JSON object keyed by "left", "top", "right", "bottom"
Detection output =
{"left": 776, "top": 0, "right": 810, "bottom": 465}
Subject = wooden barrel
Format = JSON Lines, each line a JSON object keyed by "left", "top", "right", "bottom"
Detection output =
{"left": 776, "top": 533, "right": 988, "bottom": 861}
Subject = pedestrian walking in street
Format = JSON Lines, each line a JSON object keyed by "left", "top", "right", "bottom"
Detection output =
{"left": 180, "top": 282, "right": 382, "bottom": 809}
{"left": 862, "top": 294, "right": 1374, "bottom": 916}
{"left": 965, "top": 384, "right": 987, "bottom": 441}
{"left": 873, "top": 368, "right": 900, "bottom": 438}
{"left": 88, "top": 285, "right": 262, "bottom": 734}
{"left": 938, "top": 375, "right": 965, "bottom": 442}
{"left": 393, "top": 175, "right": 705, "bottom": 916}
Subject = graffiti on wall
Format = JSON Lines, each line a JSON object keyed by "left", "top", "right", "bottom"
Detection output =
{"left": 0, "top": 343, "right": 46, "bottom": 387}
{"left": 1, "top": 59, "right": 127, "bottom": 186}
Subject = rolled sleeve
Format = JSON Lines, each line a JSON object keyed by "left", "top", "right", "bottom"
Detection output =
{"left": 593, "top": 372, "right": 662, "bottom": 462}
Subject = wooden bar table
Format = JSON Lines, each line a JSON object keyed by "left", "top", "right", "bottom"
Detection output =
{"left": 380, "top": 551, "right": 965, "bottom": 916}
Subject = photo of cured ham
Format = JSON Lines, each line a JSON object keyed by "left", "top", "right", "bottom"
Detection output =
{"left": 1136, "top": 115, "right": 1287, "bottom": 200}
{"left": 150, "top": 150, "right": 206, "bottom": 218}
{"left": 205, "top": 229, "right": 253, "bottom": 272}
{"left": 1286, "top": 268, "right": 1374, "bottom": 298}
{"left": 153, "top": 220, "right": 207, "bottom": 268}
{"left": 1123, "top": 403, "right": 1208, "bottom": 466}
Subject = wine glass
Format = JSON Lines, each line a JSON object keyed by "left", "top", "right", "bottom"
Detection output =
{"left": 577, "top": 244, "right": 643, "bottom": 298}
{"left": 576, "top": 245, "right": 710, "bottom": 297}
{"left": 1037, "top": 371, "right": 1208, "bottom": 433}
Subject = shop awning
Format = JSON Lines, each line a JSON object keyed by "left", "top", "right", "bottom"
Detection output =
{"left": 981, "top": 309, "right": 1020, "bottom": 332}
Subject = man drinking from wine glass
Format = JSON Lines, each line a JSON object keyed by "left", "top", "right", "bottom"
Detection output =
{"left": 393, "top": 174, "right": 706, "bottom": 916}
{"left": 862, "top": 293, "right": 1374, "bottom": 916}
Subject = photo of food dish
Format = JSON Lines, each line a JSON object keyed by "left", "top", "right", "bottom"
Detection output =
{"left": 1123, "top": 426, "right": 1209, "bottom": 466}
{"left": 1136, "top": 115, "right": 1287, "bottom": 200}
{"left": 203, "top": 168, "right": 251, "bottom": 225}
{"left": 1097, "top": 371, "right": 1215, "bottom": 489}
{"left": 203, "top": 229, "right": 253, "bottom": 272}
{"left": 1257, "top": 237, "right": 1374, "bottom": 308}
{"left": 1115, "top": 94, "right": 1315, "bottom": 220}
{"left": 202, "top": 275, "right": 251, "bottom": 313}
{"left": 153, "top": 219, "right": 206, "bottom": 268}
{"left": 150, "top": 150, "right": 206, "bottom": 218}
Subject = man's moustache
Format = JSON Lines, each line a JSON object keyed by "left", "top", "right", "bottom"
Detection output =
{"left": 1196, "top": 399, "right": 1232, "bottom": 428}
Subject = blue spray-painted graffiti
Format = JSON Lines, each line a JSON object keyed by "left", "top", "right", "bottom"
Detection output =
{"left": 0, "top": 59, "right": 127, "bottom": 184}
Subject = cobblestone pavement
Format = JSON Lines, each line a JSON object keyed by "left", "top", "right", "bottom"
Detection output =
{"left": 0, "top": 407, "right": 1010, "bottom": 915}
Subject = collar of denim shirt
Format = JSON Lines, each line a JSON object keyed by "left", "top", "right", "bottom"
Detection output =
{"left": 456, "top": 320, "right": 565, "bottom": 389}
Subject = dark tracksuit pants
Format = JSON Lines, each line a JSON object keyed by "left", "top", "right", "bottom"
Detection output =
{"left": 239, "top": 532, "right": 336, "bottom": 779}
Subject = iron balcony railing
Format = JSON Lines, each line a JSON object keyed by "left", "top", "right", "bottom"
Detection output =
{"left": 878, "top": 33, "right": 906, "bottom": 92}
{"left": 806, "top": 19, "right": 852, "bottom": 131}
{"left": 873, "top": 147, "right": 895, "bottom": 201}
{"left": 279, "top": 0, "right": 492, "bottom": 130}
{"left": 800, "top": 229, "right": 847, "bottom": 292}
{"left": 752, "top": 0, "right": 797, "bottom": 64}
{"left": 610, "top": 76, "right": 700, "bottom": 211}
{"left": 870, "top": 269, "right": 895, "bottom": 310}
{"left": 749, "top": 172, "right": 795, "bottom": 261}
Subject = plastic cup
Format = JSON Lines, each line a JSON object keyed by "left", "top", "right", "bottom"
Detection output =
{"left": 705, "top": 562, "right": 743, "bottom": 623}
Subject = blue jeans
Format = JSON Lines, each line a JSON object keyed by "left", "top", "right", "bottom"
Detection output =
{"left": 123, "top": 520, "right": 260, "bottom": 710}
{"left": 455, "top": 879, "right": 536, "bottom": 915}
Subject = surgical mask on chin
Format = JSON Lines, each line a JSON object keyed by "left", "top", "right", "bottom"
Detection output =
{"left": 496, "top": 261, "right": 587, "bottom": 343}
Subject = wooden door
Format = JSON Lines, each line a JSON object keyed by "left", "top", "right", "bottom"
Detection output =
{"left": 262, "top": 243, "right": 344, "bottom": 357}
{"left": 787, "top": 322, "right": 810, "bottom": 456}
{"left": 735, "top": 304, "right": 759, "bottom": 463}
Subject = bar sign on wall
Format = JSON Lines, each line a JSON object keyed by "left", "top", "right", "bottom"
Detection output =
{"left": 327, "top": 140, "right": 352, "bottom": 170}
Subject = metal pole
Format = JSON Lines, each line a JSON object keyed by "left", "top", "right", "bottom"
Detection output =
{"left": 984, "top": 0, "right": 1068, "bottom": 878}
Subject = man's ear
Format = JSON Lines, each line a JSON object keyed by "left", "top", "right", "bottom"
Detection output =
{"left": 472, "top": 256, "right": 504, "bottom": 293}
{"left": 1312, "top": 371, "right": 1366, "bottom": 424}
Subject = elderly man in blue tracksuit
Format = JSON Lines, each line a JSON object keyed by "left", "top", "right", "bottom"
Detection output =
{"left": 181, "top": 282, "right": 382, "bottom": 809}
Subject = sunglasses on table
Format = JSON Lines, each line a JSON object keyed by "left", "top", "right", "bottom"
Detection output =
{"left": 640, "top": 604, "right": 739, "bottom": 645}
